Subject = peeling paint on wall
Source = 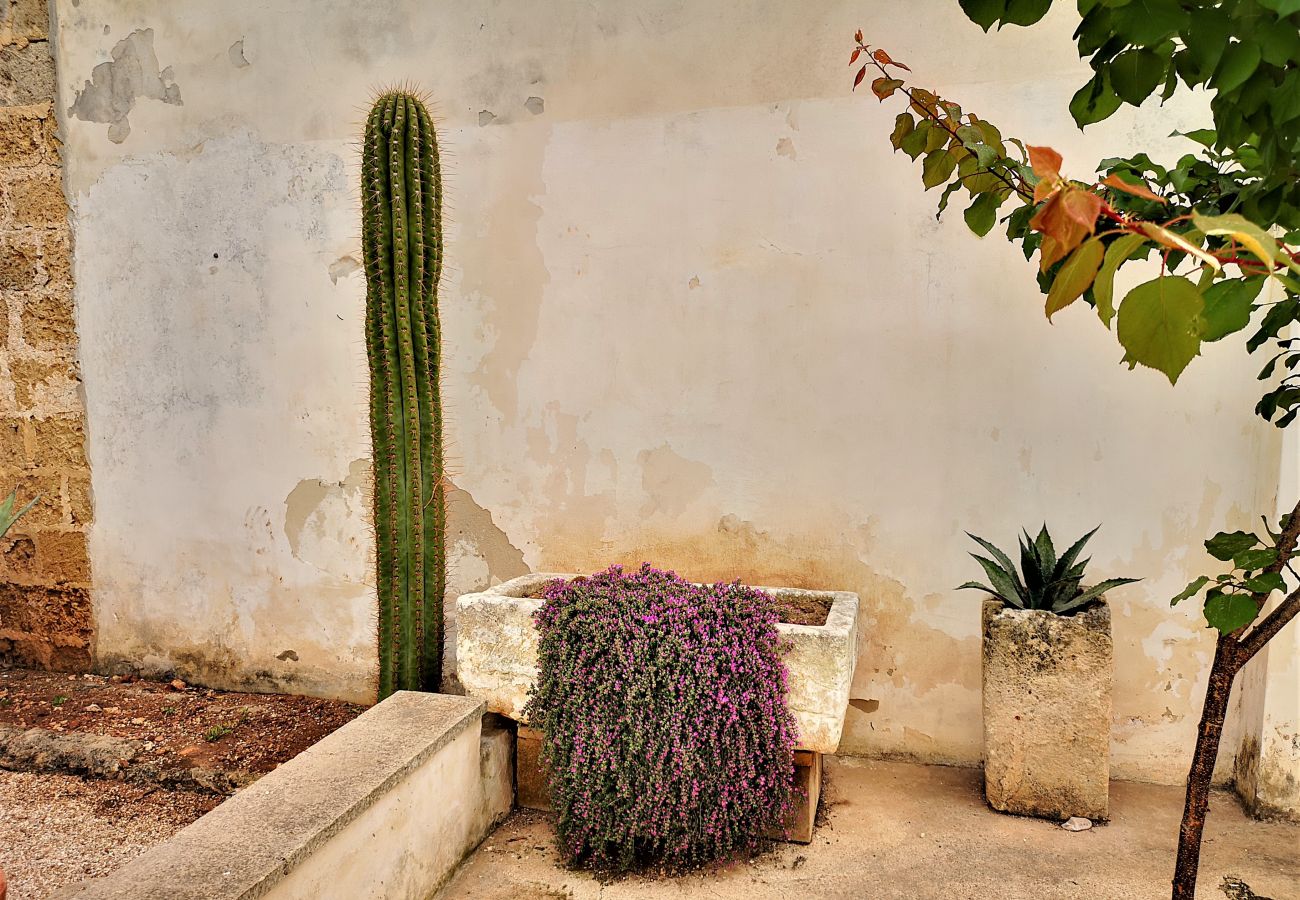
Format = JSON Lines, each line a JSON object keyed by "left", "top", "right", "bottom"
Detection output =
{"left": 441, "top": 480, "right": 530, "bottom": 690}
{"left": 67, "top": 28, "right": 180, "bottom": 143}
{"left": 227, "top": 39, "right": 249, "bottom": 69}
{"left": 284, "top": 459, "right": 370, "bottom": 583}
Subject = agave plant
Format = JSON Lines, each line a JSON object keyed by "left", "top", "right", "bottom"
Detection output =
{"left": 958, "top": 525, "right": 1139, "bottom": 615}
{"left": 0, "top": 489, "right": 35, "bottom": 540}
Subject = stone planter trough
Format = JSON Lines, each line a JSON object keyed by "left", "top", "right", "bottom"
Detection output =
{"left": 982, "top": 597, "right": 1113, "bottom": 821}
{"left": 457, "top": 573, "right": 860, "bottom": 754}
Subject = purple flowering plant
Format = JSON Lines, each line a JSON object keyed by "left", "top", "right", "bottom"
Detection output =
{"left": 522, "top": 563, "right": 799, "bottom": 873}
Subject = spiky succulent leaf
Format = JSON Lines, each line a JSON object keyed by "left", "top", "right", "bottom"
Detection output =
{"left": 1034, "top": 524, "right": 1057, "bottom": 576}
{"left": 970, "top": 554, "right": 1023, "bottom": 606}
{"left": 0, "top": 490, "right": 36, "bottom": 540}
{"left": 966, "top": 533, "right": 1027, "bottom": 600}
{"left": 1053, "top": 577, "right": 1141, "bottom": 614}
{"left": 1043, "top": 575, "right": 1085, "bottom": 610}
{"left": 1053, "top": 525, "right": 1098, "bottom": 582}
{"left": 1019, "top": 534, "right": 1046, "bottom": 606}
{"left": 957, "top": 580, "right": 1001, "bottom": 598}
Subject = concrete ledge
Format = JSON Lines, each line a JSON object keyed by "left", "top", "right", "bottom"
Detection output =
{"left": 62, "top": 692, "right": 512, "bottom": 900}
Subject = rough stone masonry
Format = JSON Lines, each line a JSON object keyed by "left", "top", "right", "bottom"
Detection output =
{"left": 0, "top": 0, "right": 94, "bottom": 669}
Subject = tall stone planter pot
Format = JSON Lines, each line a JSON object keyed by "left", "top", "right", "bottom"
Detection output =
{"left": 982, "top": 597, "right": 1113, "bottom": 821}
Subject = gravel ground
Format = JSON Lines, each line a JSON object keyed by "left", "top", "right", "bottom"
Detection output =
{"left": 0, "top": 771, "right": 218, "bottom": 900}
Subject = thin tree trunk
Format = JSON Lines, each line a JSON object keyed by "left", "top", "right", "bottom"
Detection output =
{"left": 1171, "top": 499, "right": 1300, "bottom": 899}
{"left": 1172, "top": 637, "right": 1238, "bottom": 900}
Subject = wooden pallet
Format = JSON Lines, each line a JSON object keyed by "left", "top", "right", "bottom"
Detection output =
{"left": 515, "top": 726, "right": 820, "bottom": 844}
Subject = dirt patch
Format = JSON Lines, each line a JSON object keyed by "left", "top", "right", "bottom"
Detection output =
{"left": 770, "top": 593, "right": 831, "bottom": 627}
{"left": 519, "top": 579, "right": 831, "bottom": 626}
{"left": 0, "top": 668, "right": 366, "bottom": 783}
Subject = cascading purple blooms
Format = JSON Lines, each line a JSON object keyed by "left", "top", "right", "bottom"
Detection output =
{"left": 522, "top": 563, "right": 799, "bottom": 872}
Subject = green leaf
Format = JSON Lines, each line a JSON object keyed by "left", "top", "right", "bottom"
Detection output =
{"left": 0, "top": 489, "right": 35, "bottom": 540}
{"left": 1256, "top": 24, "right": 1300, "bottom": 67}
{"left": 1234, "top": 548, "right": 1279, "bottom": 570}
{"left": 1203, "top": 591, "right": 1259, "bottom": 634}
{"left": 1243, "top": 571, "right": 1285, "bottom": 594}
{"left": 899, "top": 121, "right": 929, "bottom": 160}
{"left": 937, "top": 178, "right": 965, "bottom": 217}
{"left": 922, "top": 149, "right": 958, "bottom": 190}
{"left": 889, "top": 113, "right": 914, "bottom": 151}
{"left": 959, "top": 0, "right": 1004, "bottom": 30}
{"left": 1200, "top": 276, "right": 1265, "bottom": 342}
{"left": 1094, "top": 234, "right": 1148, "bottom": 329}
{"left": 1046, "top": 238, "right": 1105, "bottom": 320}
{"left": 1260, "top": 0, "right": 1300, "bottom": 15}
{"left": 1109, "top": 49, "right": 1166, "bottom": 106}
{"left": 1171, "top": 575, "right": 1210, "bottom": 606}
{"left": 1205, "top": 531, "right": 1259, "bottom": 561}
{"left": 1193, "top": 212, "right": 1293, "bottom": 274}
{"left": 1002, "top": 0, "right": 1052, "bottom": 27}
{"left": 1116, "top": 276, "right": 1205, "bottom": 384}
{"left": 1214, "top": 41, "right": 1262, "bottom": 94}
{"left": 964, "top": 191, "right": 1006, "bottom": 237}
{"left": 1113, "top": 0, "right": 1188, "bottom": 44}
{"left": 1177, "top": 128, "right": 1217, "bottom": 147}
{"left": 924, "top": 125, "right": 950, "bottom": 154}
{"left": 1182, "top": 7, "right": 1231, "bottom": 80}
{"left": 1070, "top": 72, "right": 1123, "bottom": 128}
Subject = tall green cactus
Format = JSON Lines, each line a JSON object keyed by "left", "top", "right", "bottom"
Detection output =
{"left": 361, "top": 91, "right": 446, "bottom": 697}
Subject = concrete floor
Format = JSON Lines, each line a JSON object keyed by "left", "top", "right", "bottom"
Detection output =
{"left": 439, "top": 758, "right": 1300, "bottom": 900}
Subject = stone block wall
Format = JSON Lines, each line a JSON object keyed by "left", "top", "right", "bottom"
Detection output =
{"left": 0, "top": 0, "right": 93, "bottom": 669}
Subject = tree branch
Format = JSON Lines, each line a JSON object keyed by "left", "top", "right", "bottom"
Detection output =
{"left": 1231, "top": 496, "right": 1300, "bottom": 666}
{"left": 1239, "top": 587, "right": 1300, "bottom": 661}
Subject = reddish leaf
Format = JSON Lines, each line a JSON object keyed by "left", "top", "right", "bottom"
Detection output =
{"left": 873, "top": 48, "right": 911, "bottom": 71}
{"left": 1102, "top": 173, "right": 1166, "bottom": 204}
{"left": 1059, "top": 188, "right": 1104, "bottom": 234}
{"left": 853, "top": 65, "right": 867, "bottom": 90}
{"left": 850, "top": 48, "right": 861, "bottom": 65}
{"left": 1033, "top": 178, "right": 1059, "bottom": 204}
{"left": 1031, "top": 187, "right": 1102, "bottom": 272}
{"left": 872, "top": 77, "right": 904, "bottom": 100}
{"left": 1027, "top": 145, "right": 1063, "bottom": 181}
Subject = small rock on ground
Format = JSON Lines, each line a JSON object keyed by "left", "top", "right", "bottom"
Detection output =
{"left": 1062, "top": 817, "right": 1093, "bottom": 832}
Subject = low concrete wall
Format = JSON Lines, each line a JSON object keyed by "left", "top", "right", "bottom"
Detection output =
{"left": 62, "top": 692, "right": 513, "bottom": 900}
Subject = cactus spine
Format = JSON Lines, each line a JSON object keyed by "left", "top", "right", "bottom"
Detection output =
{"left": 361, "top": 91, "right": 446, "bottom": 697}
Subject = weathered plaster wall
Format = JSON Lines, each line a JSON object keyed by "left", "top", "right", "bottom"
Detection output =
{"left": 0, "top": 0, "right": 94, "bottom": 670}
{"left": 51, "top": 1, "right": 1284, "bottom": 783}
